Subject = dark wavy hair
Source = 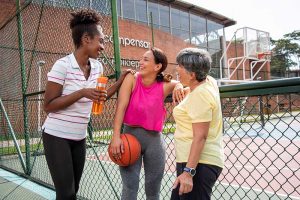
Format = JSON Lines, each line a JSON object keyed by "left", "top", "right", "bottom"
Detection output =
{"left": 70, "top": 9, "right": 102, "bottom": 48}
{"left": 150, "top": 47, "right": 172, "bottom": 82}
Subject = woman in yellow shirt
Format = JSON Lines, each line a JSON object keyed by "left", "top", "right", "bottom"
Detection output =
{"left": 171, "top": 48, "right": 224, "bottom": 200}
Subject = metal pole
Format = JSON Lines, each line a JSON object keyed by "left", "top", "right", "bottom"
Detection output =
{"left": 109, "top": 2, "right": 122, "bottom": 198}
{"left": 150, "top": 12, "right": 154, "bottom": 47}
{"left": 234, "top": 35, "right": 239, "bottom": 80}
{"left": 220, "top": 28, "right": 227, "bottom": 79}
{"left": 289, "top": 94, "right": 292, "bottom": 112}
{"left": 37, "top": 61, "right": 45, "bottom": 132}
{"left": 111, "top": 0, "right": 121, "bottom": 79}
{"left": 16, "top": 0, "right": 30, "bottom": 175}
{"left": 259, "top": 96, "right": 265, "bottom": 128}
{"left": 0, "top": 99, "right": 26, "bottom": 172}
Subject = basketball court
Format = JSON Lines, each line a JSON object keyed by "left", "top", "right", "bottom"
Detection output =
{"left": 81, "top": 133, "right": 300, "bottom": 199}
{"left": 80, "top": 113, "right": 300, "bottom": 200}
{"left": 1, "top": 116, "right": 299, "bottom": 200}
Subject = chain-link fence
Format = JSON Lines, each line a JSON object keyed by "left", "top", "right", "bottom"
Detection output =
{"left": 1, "top": 1, "right": 300, "bottom": 200}
{"left": 0, "top": 0, "right": 120, "bottom": 196}
{"left": 217, "top": 79, "right": 300, "bottom": 200}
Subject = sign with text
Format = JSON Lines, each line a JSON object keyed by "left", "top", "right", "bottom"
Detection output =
{"left": 104, "top": 35, "right": 150, "bottom": 49}
{"left": 99, "top": 57, "right": 140, "bottom": 69}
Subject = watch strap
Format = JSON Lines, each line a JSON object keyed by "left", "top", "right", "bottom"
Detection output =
{"left": 183, "top": 167, "right": 196, "bottom": 176}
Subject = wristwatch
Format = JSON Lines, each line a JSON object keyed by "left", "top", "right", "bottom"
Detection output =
{"left": 183, "top": 167, "right": 196, "bottom": 177}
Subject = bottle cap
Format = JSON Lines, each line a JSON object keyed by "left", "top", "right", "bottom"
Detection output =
{"left": 97, "top": 76, "right": 108, "bottom": 84}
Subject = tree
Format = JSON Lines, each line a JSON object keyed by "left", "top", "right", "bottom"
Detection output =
{"left": 271, "top": 30, "right": 300, "bottom": 78}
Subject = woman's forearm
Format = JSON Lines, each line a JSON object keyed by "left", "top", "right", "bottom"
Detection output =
{"left": 186, "top": 122, "right": 209, "bottom": 168}
{"left": 44, "top": 91, "right": 83, "bottom": 113}
{"left": 107, "top": 80, "right": 122, "bottom": 98}
{"left": 113, "top": 105, "right": 126, "bottom": 137}
{"left": 186, "top": 137, "right": 206, "bottom": 168}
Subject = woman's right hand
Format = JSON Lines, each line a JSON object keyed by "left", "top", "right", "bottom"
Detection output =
{"left": 110, "top": 135, "right": 124, "bottom": 160}
{"left": 80, "top": 88, "right": 107, "bottom": 102}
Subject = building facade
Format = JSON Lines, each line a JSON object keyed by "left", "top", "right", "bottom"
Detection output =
{"left": 113, "top": 0, "right": 236, "bottom": 78}
{"left": 41, "top": 0, "right": 237, "bottom": 78}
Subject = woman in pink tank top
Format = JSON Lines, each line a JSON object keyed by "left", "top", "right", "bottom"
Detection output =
{"left": 110, "top": 47, "right": 188, "bottom": 200}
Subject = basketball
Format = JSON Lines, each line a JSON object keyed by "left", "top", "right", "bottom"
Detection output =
{"left": 108, "top": 133, "right": 141, "bottom": 166}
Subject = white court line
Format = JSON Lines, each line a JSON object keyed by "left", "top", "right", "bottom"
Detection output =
{"left": 0, "top": 168, "right": 55, "bottom": 200}
{"left": 215, "top": 181, "right": 300, "bottom": 200}
{"left": 87, "top": 156, "right": 300, "bottom": 199}
{"left": 165, "top": 170, "right": 300, "bottom": 199}
{"left": 89, "top": 153, "right": 299, "bottom": 173}
{"left": 224, "top": 137, "right": 300, "bottom": 142}
{"left": 224, "top": 163, "right": 299, "bottom": 172}
{"left": 226, "top": 145, "right": 285, "bottom": 151}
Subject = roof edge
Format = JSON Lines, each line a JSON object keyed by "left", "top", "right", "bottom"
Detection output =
{"left": 162, "top": 0, "right": 236, "bottom": 27}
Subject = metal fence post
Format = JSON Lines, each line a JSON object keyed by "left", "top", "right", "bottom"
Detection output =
{"left": 259, "top": 96, "right": 265, "bottom": 127}
{"left": 16, "top": 0, "right": 30, "bottom": 175}
{"left": 111, "top": 0, "right": 121, "bottom": 80}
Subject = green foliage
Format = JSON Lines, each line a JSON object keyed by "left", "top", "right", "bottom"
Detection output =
{"left": 271, "top": 31, "right": 300, "bottom": 77}
{"left": 0, "top": 143, "right": 43, "bottom": 156}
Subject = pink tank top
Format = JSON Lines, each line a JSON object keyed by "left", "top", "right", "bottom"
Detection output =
{"left": 123, "top": 73, "right": 166, "bottom": 132}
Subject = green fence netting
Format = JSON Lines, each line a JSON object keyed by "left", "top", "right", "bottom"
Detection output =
{"left": 0, "top": 1, "right": 299, "bottom": 200}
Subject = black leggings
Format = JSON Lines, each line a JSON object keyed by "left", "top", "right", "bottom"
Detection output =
{"left": 42, "top": 132, "right": 86, "bottom": 200}
{"left": 171, "top": 163, "right": 222, "bottom": 200}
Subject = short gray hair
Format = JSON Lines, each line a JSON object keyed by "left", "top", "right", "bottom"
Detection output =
{"left": 176, "top": 48, "right": 211, "bottom": 81}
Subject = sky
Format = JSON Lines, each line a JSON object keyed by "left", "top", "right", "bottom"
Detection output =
{"left": 185, "top": 0, "right": 300, "bottom": 40}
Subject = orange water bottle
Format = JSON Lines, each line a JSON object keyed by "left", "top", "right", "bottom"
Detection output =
{"left": 92, "top": 76, "right": 108, "bottom": 115}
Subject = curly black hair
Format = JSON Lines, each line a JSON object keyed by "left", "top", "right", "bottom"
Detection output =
{"left": 70, "top": 9, "right": 102, "bottom": 48}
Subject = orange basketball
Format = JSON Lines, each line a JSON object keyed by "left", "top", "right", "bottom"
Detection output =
{"left": 108, "top": 133, "right": 141, "bottom": 166}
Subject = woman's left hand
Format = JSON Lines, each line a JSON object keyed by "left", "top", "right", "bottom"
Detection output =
{"left": 172, "top": 83, "right": 189, "bottom": 104}
{"left": 173, "top": 172, "right": 193, "bottom": 195}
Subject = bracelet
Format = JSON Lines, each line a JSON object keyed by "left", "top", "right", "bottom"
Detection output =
{"left": 175, "top": 83, "right": 183, "bottom": 90}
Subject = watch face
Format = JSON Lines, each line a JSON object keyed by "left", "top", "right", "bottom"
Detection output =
{"left": 190, "top": 168, "right": 196, "bottom": 176}
{"left": 184, "top": 167, "right": 196, "bottom": 176}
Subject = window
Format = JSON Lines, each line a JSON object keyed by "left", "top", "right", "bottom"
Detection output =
{"left": 117, "top": 0, "right": 121, "bottom": 16}
{"left": 171, "top": 7, "right": 189, "bottom": 30}
{"left": 159, "top": 3, "right": 169, "bottom": 28}
{"left": 172, "top": 29, "right": 189, "bottom": 41}
{"left": 191, "top": 33, "right": 207, "bottom": 47}
{"left": 123, "top": 0, "right": 135, "bottom": 20}
{"left": 171, "top": 7, "right": 180, "bottom": 29}
{"left": 136, "top": 0, "right": 147, "bottom": 23}
{"left": 179, "top": 10, "right": 189, "bottom": 31}
{"left": 190, "top": 13, "right": 206, "bottom": 34}
{"left": 148, "top": 0, "right": 159, "bottom": 26}
{"left": 160, "top": 26, "right": 170, "bottom": 33}
{"left": 171, "top": 6, "right": 189, "bottom": 41}
{"left": 207, "top": 19, "right": 223, "bottom": 49}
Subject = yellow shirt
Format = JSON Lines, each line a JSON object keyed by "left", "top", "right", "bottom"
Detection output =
{"left": 173, "top": 76, "right": 224, "bottom": 168}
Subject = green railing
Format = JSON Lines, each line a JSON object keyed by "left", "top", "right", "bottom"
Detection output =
{"left": 0, "top": 1, "right": 299, "bottom": 199}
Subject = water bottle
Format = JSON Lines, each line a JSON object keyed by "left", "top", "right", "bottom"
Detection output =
{"left": 92, "top": 76, "right": 108, "bottom": 115}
